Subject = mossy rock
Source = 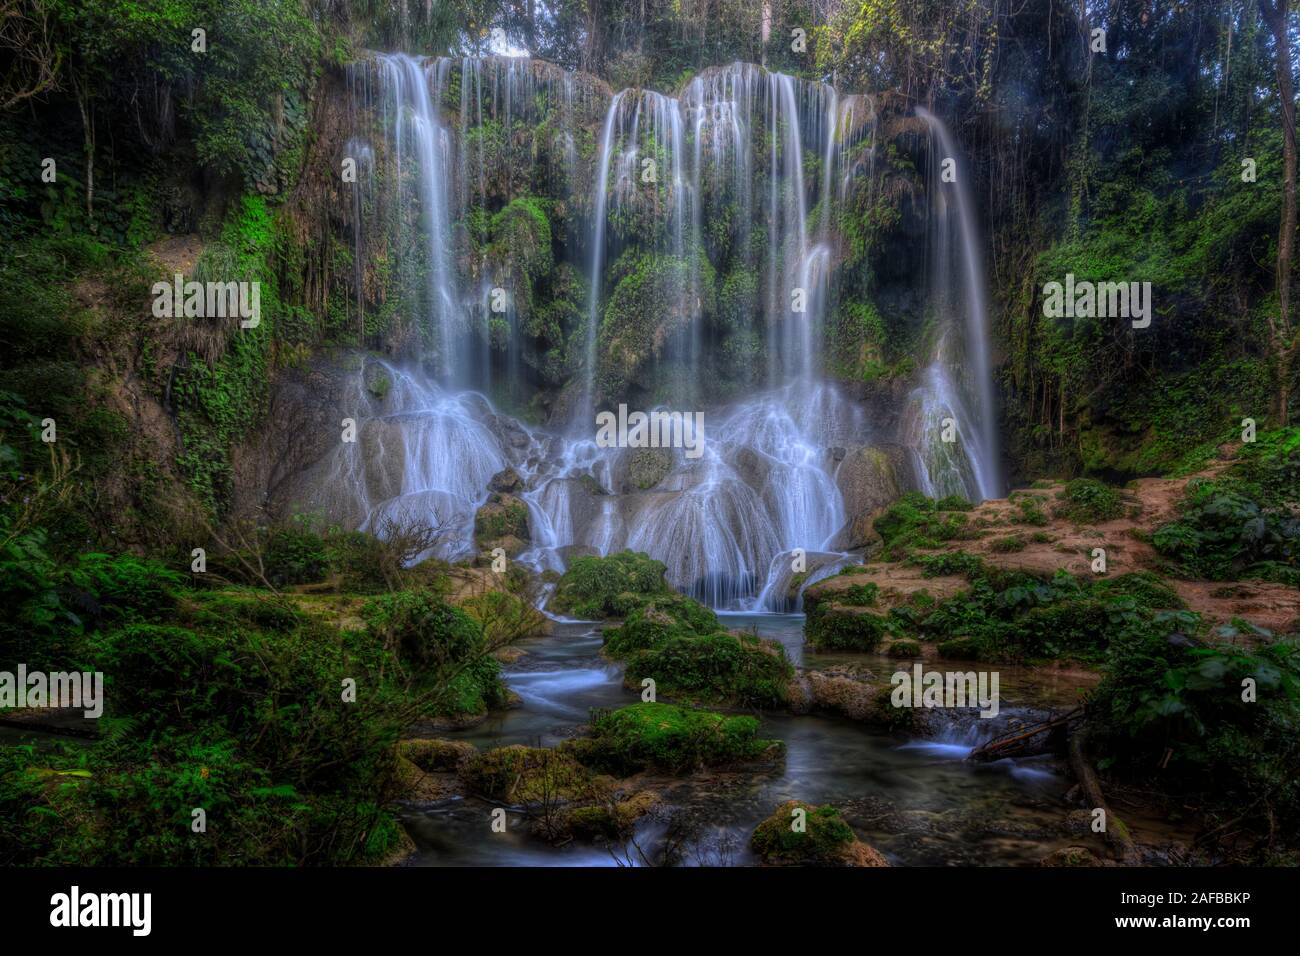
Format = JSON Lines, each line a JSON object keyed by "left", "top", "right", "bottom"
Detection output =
{"left": 550, "top": 550, "right": 674, "bottom": 619}
{"left": 805, "top": 604, "right": 892, "bottom": 651}
{"left": 623, "top": 631, "right": 793, "bottom": 708}
{"left": 885, "top": 639, "right": 923, "bottom": 658}
{"left": 398, "top": 738, "right": 478, "bottom": 773}
{"left": 473, "top": 493, "right": 530, "bottom": 554}
{"left": 566, "top": 790, "right": 659, "bottom": 842}
{"left": 1040, "top": 845, "right": 1104, "bottom": 867}
{"left": 602, "top": 595, "right": 721, "bottom": 656}
{"left": 459, "top": 745, "right": 595, "bottom": 802}
{"left": 565, "top": 703, "right": 783, "bottom": 776}
{"left": 937, "top": 637, "right": 982, "bottom": 660}
{"left": 619, "top": 446, "right": 674, "bottom": 491}
{"left": 750, "top": 800, "right": 887, "bottom": 866}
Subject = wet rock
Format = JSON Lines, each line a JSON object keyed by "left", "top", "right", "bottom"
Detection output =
{"left": 614, "top": 446, "right": 675, "bottom": 492}
{"left": 1041, "top": 845, "right": 1105, "bottom": 867}
{"left": 474, "top": 492, "right": 530, "bottom": 556}
{"left": 398, "top": 738, "right": 478, "bottom": 773}
{"left": 829, "top": 444, "right": 910, "bottom": 550}
{"left": 488, "top": 467, "right": 523, "bottom": 493}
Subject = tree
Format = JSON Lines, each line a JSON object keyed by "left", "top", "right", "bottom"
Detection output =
{"left": 1261, "top": 0, "right": 1299, "bottom": 423}
{"left": 0, "top": 0, "right": 61, "bottom": 110}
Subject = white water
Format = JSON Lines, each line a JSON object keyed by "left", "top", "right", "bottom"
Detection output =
{"left": 335, "top": 55, "right": 1003, "bottom": 609}
{"left": 910, "top": 107, "right": 1003, "bottom": 501}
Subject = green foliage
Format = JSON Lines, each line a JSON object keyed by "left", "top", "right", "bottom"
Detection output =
{"left": 1153, "top": 436, "right": 1300, "bottom": 584}
{"left": 550, "top": 550, "right": 673, "bottom": 619}
{"left": 805, "top": 604, "right": 893, "bottom": 651}
{"left": 361, "top": 590, "right": 508, "bottom": 715}
{"left": 896, "top": 564, "right": 1187, "bottom": 664}
{"left": 751, "top": 800, "right": 856, "bottom": 865}
{"left": 567, "top": 703, "right": 782, "bottom": 776}
{"left": 0, "top": 579, "right": 421, "bottom": 865}
{"left": 1090, "top": 616, "right": 1300, "bottom": 851}
{"left": 172, "top": 196, "right": 279, "bottom": 514}
{"left": 1054, "top": 478, "right": 1125, "bottom": 524}
{"left": 872, "top": 492, "right": 978, "bottom": 559}
{"left": 623, "top": 631, "right": 793, "bottom": 709}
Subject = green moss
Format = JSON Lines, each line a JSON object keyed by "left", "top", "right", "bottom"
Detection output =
{"left": 885, "top": 640, "right": 923, "bottom": 658}
{"left": 750, "top": 800, "right": 857, "bottom": 865}
{"left": 1055, "top": 478, "right": 1125, "bottom": 523}
{"left": 602, "top": 595, "right": 720, "bottom": 656}
{"left": 550, "top": 550, "right": 674, "bottom": 619}
{"left": 873, "top": 492, "right": 980, "bottom": 559}
{"left": 459, "top": 745, "right": 594, "bottom": 802}
{"left": 805, "top": 604, "right": 892, "bottom": 651}
{"left": 566, "top": 703, "right": 783, "bottom": 776}
{"left": 624, "top": 631, "right": 792, "bottom": 709}
{"left": 473, "top": 495, "right": 530, "bottom": 543}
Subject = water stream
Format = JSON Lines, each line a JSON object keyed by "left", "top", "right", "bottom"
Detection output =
{"left": 400, "top": 614, "right": 1091, "bottom": 866}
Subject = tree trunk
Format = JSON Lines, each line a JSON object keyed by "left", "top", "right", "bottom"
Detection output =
{"left": 1262, "top": 0, "right": 1296, "bottom": 423}
{"left": 74, "top": 71, "right": 95, "bottom": 226}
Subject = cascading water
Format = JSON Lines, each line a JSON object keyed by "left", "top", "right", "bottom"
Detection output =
{"left": 908, "top": 107, "right": 1003, "bottom": 501}
{"left": 328, "top": 55, "right": 996, "bottom": 610}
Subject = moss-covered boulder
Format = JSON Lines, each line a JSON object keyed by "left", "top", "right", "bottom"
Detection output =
{"left": 624, "top": 631, "right": 793, "bottom": 708}
{"left": 805, "top": 602, "right": 892, "bottom": 651}
{"left": 549, "top": 550, "right": 673, "bottom": 618}
{"left": 1040, "top": 845, "right": 1104, "bottom": 867}
{"left": 566, "top": 791, "right": 659, "bottom": 842}
{"left": 750, "top": 800, "right": 888, "bottom": 866}
{"left": 615, "top": 446, "right": 675, "bottom": 492}
{"left": 565, "top": 703, "right": 783, "bottom": 776}
{"left": 602, "top": 594, "right": 721, "bottom": 655}
{"left": 398, "top": 738, "right": 478, "bottom": 773}
{"left": 473, "top": 492, "right": 530, "bottom": 556}
{"left": 804, "top": 669, "right": 928, "bottom": 733}
{"left": 459, "top": 745, "right": 596, "bottom": 802}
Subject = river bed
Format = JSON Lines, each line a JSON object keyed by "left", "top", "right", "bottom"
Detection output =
{"left": 400, "top": 614, "right": 1106, "bottom": 866}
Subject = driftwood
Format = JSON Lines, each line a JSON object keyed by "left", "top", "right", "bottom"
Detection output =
{"left": 969, "top": 707, "right": 1141, "bottom": 862}
{"left": 967, "top": 707, "right": 1082, "bottom": 762}
{"left": 1068, "top": 725, "right": 1140, "bottom": 864}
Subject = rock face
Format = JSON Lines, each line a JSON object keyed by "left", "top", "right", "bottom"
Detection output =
{"left": 829, "top": 444, "right": 912, "bottom": 550}
{"left": 488, "top": 467, "right": 523, "bottom": 493}
{"left": 612, "top": 446, "right": 675, "bottom": 492}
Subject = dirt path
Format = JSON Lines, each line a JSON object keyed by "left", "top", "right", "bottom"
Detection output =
{"left": 816, "top": 451, "right": 1300, "bottom": 635}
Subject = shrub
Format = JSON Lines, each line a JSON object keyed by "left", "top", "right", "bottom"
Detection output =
{"left": 550, "top": 550, "right": 673, "bottom": 618}
{"left": 1054, "top": 478, "right": 1125, "bottom": 523}
{"left": 361, "top": 590, "right": 507, "bottom": 715}
{"left": 567, "top": 703, "right": 782, "bottom": 775}
{"left": 1153, "top": 479, "right": 1298, "bottom": 584}
{"left": 623, "top": 631, "right": 792, "bottom": 708}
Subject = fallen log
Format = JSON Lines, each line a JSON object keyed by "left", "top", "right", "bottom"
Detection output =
{"left": 1068, "top": 724, "right": 1139, "bottom": 864}
{"left": 968, "top": 707, "right": 1081, "bottom": 762}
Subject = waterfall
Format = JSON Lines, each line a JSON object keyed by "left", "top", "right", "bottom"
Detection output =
{"left": 910, "top": 107, "right": 1003, "bottom": 501}
{"left": 331, "top": 55, "right": 998, "bottom": 610}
